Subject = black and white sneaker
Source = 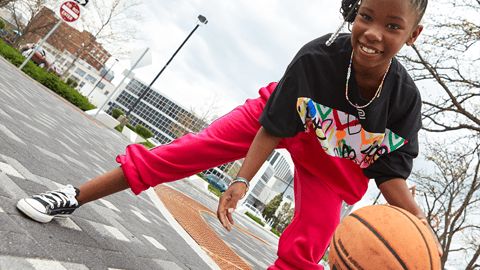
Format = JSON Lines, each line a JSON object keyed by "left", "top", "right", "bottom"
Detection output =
{"left": 17, "top": 185, "right": 81, "bottom": 223}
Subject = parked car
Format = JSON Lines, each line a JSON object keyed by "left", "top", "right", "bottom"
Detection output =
{"left": 205, "top": 174, "right": 227, "bottom": 192}
{"left": 20, "top": 44, "right": 61, "bottom": 76}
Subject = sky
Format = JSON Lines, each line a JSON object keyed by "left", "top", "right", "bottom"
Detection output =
{"left": 103, "top": 0, "right": 344, "bottom": 115}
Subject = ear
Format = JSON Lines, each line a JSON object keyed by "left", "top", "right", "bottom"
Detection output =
{"left": 406, "top": 25, "right": 423, "bottom": 46}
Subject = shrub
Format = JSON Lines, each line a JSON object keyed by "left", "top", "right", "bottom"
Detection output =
{"left": 135, "top": 124, "right": 153, "bottom": 139}
{"left": 245, "top": 212, "right": 265, "bottom": 227}
{"left": 126, "top": 123, "right": 135, "bottom": 131}
{"left": 41, "top": 72, "right": 61, "bottom": 90}
{"left": 0, "top": 18, "right": 5, "bottom": 30}
{"left": 114, "top": 125, "right": 123, "bottom": 132}
{"left": 65, "top": 78, "right": 78, "bottom": 88}
{"left": 0, "top": 39, "right": 96, "bottom": 111}
{"left": 112, "top": 108, "right": 125, "bottom": 119}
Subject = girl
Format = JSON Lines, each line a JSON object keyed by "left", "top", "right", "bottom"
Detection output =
{"left": 18, "top": 0, "right": 441, "bottom": 268}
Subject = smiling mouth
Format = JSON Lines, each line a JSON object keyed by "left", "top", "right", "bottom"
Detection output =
{"left": 360, "top": 44, "right": 381, "bottom": 54}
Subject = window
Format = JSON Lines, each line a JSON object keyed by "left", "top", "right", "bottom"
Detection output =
{"left": 75, "top": 68, "right": 86, "bottom": 77}
{"left": 104, "top": 91, "right": 109, "bottom": 96}
{"left": 79, "top": 82, "right": 85, "bottom": 88}
{"left": 97, "top": 82, "right": 106, "bottom": 90}
{"left": 85, "top": 74, "right": 97, "bottom": 84}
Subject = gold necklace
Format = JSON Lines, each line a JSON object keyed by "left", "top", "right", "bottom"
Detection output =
{"left": 345, "top": 49, "right": 392, "bottom": 109}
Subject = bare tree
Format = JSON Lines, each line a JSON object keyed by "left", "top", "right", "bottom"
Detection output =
{"left": 169, "top": 94, "right": 222, "bottom": 138}
{"left": 0, "top": 0, "right": 16, "bottom": 8}
{"left": 399, "top": 0, "right": 480, "bottom": 134}
{"left": 5, "top": 0, "right": 57, "bottom": 45}
{"left": 397, "top": 0, "right": 480, "bottom": 268}
{"left": 411, "top": 140, "right": 480, "bottom": 269}
{"left": 61, "top": 0, "right": 144, "bottom": 78}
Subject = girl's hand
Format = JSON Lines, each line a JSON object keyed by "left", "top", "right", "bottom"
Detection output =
{"left": 419, "top": 218, "right": 443, "bottom": 257}
{"left": 379, "top": 178, "right": 443, "bottom": 257}
{"left": 217, "top": 182, "right": 247, "bottom": 231}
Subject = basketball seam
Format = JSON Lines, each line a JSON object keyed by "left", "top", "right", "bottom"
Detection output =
{"left": 350, "top": 213, "right": 409, "bottom": 270}
{"left": 388, "top": 206, "right": 434, "bottom": 270}
{"left": 332, "top": 233, "right": 353, "bottom": 270}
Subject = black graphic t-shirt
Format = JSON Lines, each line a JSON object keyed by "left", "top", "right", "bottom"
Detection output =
{"left": 259, "top": 34, "right": 422, "bottom": 186}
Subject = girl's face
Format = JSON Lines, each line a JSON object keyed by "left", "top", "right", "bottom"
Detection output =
{"left": 350, "top": 0, "right": 423, "bottom": 71}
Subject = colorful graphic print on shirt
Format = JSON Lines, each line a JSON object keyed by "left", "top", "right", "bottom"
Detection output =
{"left": 297, "top": 98, "right": 408, "bottom": 168}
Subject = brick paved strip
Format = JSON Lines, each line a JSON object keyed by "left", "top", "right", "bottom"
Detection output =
{"left": 155, "top": 185, "right": 253, "bottom": 270}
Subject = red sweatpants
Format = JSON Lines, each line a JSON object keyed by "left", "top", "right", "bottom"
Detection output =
{"left": 116, "top": 82, "right": 369, "bottom": 269}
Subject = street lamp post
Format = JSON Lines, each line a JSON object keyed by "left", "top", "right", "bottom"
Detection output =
{"left": 87, "top": 58, "right": 119, "bottom": 98}
{"left": 125, "top": 15, "right": 208, "bottom": 117}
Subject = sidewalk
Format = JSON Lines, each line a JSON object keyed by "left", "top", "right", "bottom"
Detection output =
{"left": 0, "top": 57, "right": 278, "bottom": 269}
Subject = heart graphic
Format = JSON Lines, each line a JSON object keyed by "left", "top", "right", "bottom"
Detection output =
{"left": 332, "top": 110, "right": 360, "bottom": 132}
{"left": 388, "top": 131, "right": 406, "bottom": 150}
{"left": 315, "top": 102, "right": 332, "bottom": 120}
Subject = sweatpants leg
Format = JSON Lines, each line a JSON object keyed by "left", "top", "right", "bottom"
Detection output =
{"left": 268, "top": 164, "right": 343, "bottom": 270}
{"left": 116, "top": 83, "right": 284, "bottom": 195}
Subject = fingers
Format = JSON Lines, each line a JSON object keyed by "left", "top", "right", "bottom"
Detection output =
{"left": 217, "top": 184, "right": 245, "bottom": 232}
{"left": 227, "top": 207, "right": 235, "bottom": 226}
{"left": 419, "top": 217, "right": 443, "bottom": 257}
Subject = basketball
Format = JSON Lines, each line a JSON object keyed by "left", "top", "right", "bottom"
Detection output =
{"left": 329, "top": 205, "right": 440, "bottom": 270}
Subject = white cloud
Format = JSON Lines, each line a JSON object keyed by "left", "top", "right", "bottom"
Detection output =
{"left": 109, "top": 0, "right": 344, "bottom": 116}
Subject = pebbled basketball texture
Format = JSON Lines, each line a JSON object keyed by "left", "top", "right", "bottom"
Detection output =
{"left": 329, "top": 205, "right": 440, "bottom": 270}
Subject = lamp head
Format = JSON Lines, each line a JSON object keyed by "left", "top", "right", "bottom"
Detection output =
{"left": 198, "top": 15, "right": 208, "bottom": 25}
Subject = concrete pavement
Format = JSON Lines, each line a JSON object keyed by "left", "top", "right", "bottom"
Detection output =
{"left": 0, "top": 56, "right": 278, "bottom": 270}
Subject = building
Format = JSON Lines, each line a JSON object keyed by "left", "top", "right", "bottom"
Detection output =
{"left": 106, "top": 77, "right": 243, "bottom": 184}
{"left": 106, "top": 77, "right": 208, "bottom": 144}
{"left": 240, "top": 150, "right": 295, "bottom": 212}
{"left": 22, "top": 7, "right": 111, "bottom": 72}
{"left": 37, "top": 42, "right": 117, "bottom": 107}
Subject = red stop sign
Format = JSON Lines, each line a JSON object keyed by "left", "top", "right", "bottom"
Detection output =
{"left": 60, "top": 1, "right": 80, "bottom": 23}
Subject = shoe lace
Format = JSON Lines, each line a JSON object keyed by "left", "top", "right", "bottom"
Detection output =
{"left": 34, "top": 185, "right": 78, "bottom": 209}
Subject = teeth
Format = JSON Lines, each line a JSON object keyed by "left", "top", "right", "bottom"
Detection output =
{"left": 360, "top": 45, "right": 378, "bottom": 54}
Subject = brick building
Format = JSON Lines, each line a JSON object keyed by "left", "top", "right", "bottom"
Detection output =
{"left": 23, "top": 7, "right": 110, "bottom": 71}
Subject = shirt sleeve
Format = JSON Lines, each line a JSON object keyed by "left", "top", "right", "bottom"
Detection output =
{"left": 364, "top": 84, "right": 422, "bottom": 186}
{"left": 259, "top": 57, "right": 312, "bottom": 138}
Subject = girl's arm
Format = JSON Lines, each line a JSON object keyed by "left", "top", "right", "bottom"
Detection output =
{"left": 379, "top": 178, "right": 443, "bottom": 256}
{"left": 217, "top": 127, "right": 282, "bottom": 231}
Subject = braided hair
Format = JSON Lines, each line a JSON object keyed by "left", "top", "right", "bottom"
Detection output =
{"left": 341, "top": 0, "right": 360, "bottom": 23}
{"left": 327, "top": 0, "right": 428, "bottom": 46}
{"left": 340, "top": 0, "right": 428, "bottom": 24}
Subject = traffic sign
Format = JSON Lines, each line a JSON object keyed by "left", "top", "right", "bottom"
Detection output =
{"left": 59, "top": 1, "right": 80, "bottom": 23}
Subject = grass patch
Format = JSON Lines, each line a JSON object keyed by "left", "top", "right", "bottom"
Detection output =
{"left": 245, "top": 212, "right": 265, "bottom": 227}
{"left": 139, "top": 141, "right": 155, "bottom": 149}
{"left": 208, "top": 184, "right": 223, "bottom": 197}
{"left": 270, "top": 227, "right": 281, "bottom": 237}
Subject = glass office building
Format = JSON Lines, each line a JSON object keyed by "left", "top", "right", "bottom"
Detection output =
{"left": 107, "top": 78, "right": 207, "bottom": 145}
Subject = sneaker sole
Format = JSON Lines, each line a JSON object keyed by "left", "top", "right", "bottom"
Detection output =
{"left": 17, "top": 199, "right": 54, "bottom": 223}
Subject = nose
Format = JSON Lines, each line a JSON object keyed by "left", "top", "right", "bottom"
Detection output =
{"left": 364, "top": 25, "right": 382, "bottom": 42}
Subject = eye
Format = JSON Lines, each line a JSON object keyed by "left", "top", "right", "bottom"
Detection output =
{"left": 387, "top": 24, "right": 401, "bottom": 30}
{"left": 359, "top": 13, "right": 372, "bottom": 21}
